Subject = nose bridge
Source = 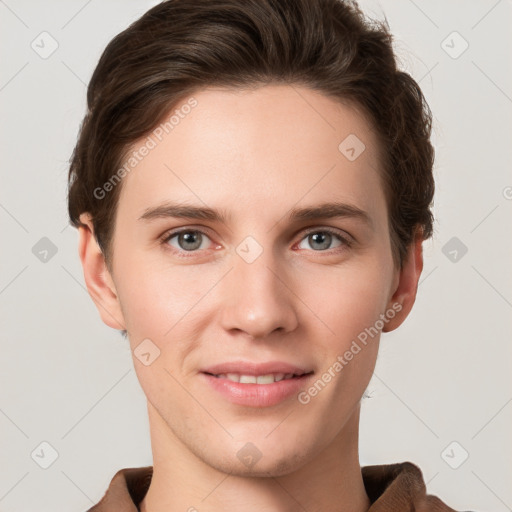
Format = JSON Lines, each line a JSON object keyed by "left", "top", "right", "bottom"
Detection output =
{"left": 220, "top": 237, "right": 298, "bottom": 339}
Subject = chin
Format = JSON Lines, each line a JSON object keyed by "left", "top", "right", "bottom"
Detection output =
{"left": 207, "top": 449, "right": 311, "bottom": 478}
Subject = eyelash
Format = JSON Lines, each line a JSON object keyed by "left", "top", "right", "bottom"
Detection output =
{"left": 158, "top": 227, "right": 353, "bottom": 257}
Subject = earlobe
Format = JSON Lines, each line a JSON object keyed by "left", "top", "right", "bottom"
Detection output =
{"left": 382, "top": 231, "right": 424, "bottom": 333}
{"left": 77, "top": 213, "right": 126, "bottom": 331}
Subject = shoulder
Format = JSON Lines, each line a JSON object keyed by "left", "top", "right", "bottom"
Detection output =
{"left": 361, "top": 461, "right": 471, "bottom": 512}
{"left": 87, "top": 466, "right": 153, "bottom": 512}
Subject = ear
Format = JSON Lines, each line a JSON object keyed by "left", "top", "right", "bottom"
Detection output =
{"left": 382, "top": 230, "right": 424, "bottom": 333}
{"left": 77, "top": 213, "right": 126, "bottom": 331}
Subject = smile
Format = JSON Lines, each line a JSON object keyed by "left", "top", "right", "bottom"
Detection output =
{"left": 207, "top": 372, "right": 306, "bottom": 384}
{"left": 202, "top": 370, "right": 314, "bottom": 407}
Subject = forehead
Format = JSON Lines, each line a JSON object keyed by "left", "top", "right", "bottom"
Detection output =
{"left": 116, "top": 84, "right": 386, "bottom": 228}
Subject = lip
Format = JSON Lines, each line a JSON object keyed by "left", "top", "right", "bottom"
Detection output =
{"left": 200, "top": 360, "right": 314, "bottom": 408}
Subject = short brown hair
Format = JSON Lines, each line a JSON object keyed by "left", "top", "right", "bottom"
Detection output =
{"left": 67, "top": 0, "right": 435, "bottom": 271}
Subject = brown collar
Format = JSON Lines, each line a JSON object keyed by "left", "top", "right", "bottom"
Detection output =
{"left": 87, "top": 461, "right": 460, "bottom": 511}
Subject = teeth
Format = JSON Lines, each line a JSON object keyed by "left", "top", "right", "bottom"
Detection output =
{"left": 256, "top": 374, "right": 275, "bottom": 384}
{"left": 216, "top": 372, "right": 296, "bottom": 384}
{"left": 239, "top": 375, "right": 257, "bottom": 384}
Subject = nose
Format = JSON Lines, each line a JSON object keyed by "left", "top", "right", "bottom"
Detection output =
{"left": 219, "top": 247, "right": 299, "bottom": 340}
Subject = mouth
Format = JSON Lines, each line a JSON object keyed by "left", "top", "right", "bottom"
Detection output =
{"left": 203, "top": 371, "right": 312, "bottom": 384}
{"left": 200, "top": 362, "right": 314, "bottom": 407}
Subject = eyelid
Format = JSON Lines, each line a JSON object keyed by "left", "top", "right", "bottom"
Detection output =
{"left": 158, "top": 226, "right": 217, "bottom": 252}
{"left": 299, "top": 226, "right": 353, "bottom": 245}
{"left": 160, "top": 225, "right": 215, "bottom": 241}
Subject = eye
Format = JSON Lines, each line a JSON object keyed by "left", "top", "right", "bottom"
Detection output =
{"left": 159, "top": 226, "right": 352, "bottom": 256}
{"left": 161, "top": 229, "right": 213, "bottom": 253}
{"left": 296, "top": 228, "right": 352, "bottom": 252}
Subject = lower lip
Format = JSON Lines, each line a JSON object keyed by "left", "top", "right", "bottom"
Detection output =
{"left": 201, "top": 372, "right": 313, "bottom": 408}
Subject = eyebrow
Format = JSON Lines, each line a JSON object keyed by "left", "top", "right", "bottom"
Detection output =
{"left": 138, "top": 201, "right": 373, "bottom": 229}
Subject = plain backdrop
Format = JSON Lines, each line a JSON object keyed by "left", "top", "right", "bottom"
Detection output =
{"left": 0, "top": 0, "right": 511, "bottom": 511}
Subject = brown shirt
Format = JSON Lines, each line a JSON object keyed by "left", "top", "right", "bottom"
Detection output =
{"left": 86, "top": 461, "right": 470, "bottom": 511}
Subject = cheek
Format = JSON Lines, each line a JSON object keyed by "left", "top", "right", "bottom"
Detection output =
{"left": 115, "top": 254, "right": 204, "bottom": 329}
{"left": 296, "top": 257, "right": 393, "bottom": 345}
{"left": 115, "top": 257, "right": 225, "bottom": 373}
{"left": 114, "top": 261, "right": 203, "bottom": 410}
{"left": 295, "top": 264, "right": 386, "bottom": 419}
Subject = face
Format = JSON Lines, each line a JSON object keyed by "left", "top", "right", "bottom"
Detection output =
{"left": 80, "top": 84, "right": 420, "bottom": 477}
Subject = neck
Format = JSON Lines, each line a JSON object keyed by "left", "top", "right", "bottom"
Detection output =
{"left": 140, "top": 402, "right": 370, "bottom": 512}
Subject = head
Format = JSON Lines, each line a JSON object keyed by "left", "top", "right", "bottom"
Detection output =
{"left": 69, "top": 0, "right": 434, "bottom": 476}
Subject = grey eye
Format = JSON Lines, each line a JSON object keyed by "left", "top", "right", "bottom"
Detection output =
{"left": 297, "top": 231, "right": 343, "bottom": 251}
{"left": 167, "top": 230, "right": 210, "bottom": 251}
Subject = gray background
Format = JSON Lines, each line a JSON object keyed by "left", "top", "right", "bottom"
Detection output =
{"left": 1, "top": 0, "right": 511, "bottom": 510}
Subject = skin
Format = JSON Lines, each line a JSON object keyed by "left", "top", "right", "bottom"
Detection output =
{"left": 78, "top": 84, "right": 423, "bottom": 512}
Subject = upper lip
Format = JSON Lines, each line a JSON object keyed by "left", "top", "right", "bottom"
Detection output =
{"left": 201, "top": 361, "right": 313, "bottom": 376}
